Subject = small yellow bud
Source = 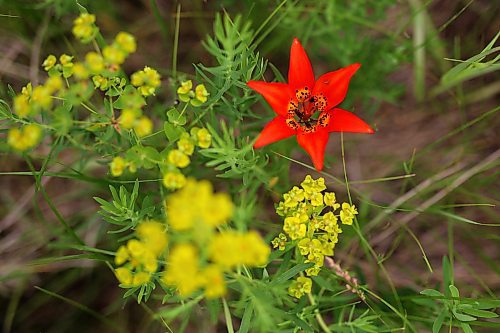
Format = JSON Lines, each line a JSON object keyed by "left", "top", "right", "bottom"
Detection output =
{"left": 110, "top": 156, "right": 126, "bottom": 177}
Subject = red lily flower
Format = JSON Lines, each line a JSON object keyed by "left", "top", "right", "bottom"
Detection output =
{"left": 247, "top": 38, "right": 374, "bottom": 171}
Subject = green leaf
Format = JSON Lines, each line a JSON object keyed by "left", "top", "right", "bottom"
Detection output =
{"left": 421, "top": 289, "right": 444, "bottom": 297}
{"left": 166, "top": 107, "right": 187, "bottom": 126}
{"left": 461, "top": 308, "right": 498, "bottom": 319}
{"left": 164, "top": 121, "right": 185, "bottom": 142}
{"left": 237, "top": 302, "right": 253, "bottom": 333}
{"left": 432, "top": 309, "right": 447, "bottom": 333}
{"left": 452, "top": 309, "right": 476, "bottom": 322}
{"left": 449, "top": 285, "right": 460, "bottom": 298}
{"left": 460, "top": 323, "right": 473, "bottom": 333}
{"left": 270, "top": 263, "right": 313, "bottom": 286}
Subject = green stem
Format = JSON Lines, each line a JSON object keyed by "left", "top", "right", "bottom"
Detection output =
{"left": 306, "top": 292, "right": 331, "bottom": 333}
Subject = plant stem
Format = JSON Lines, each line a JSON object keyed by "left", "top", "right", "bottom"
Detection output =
{"left": 306, "top": 292, "right": 332, "bottom": 333}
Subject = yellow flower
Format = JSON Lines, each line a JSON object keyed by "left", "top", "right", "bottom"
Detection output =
{"left": 323, "top": 192, "right": 337, "bottom": 207}
{"left": 85, "top": 52, "right": 105, "bottom": 73}
{"left": 127, "top": 239, "right": 146, "bottom": 259}
{"left": 288, "top": 276, "right": 312, "bottom": 298}
{"left": 242, "top": 231, "right": 270, "bottom": 266}
{"left": 163, "top": 243, "right": 201, "bottom": 297}
{"left": 103, "top": 45, "right": 126, "bottom": 65}
{"left": 131, "top": 67, "right": 161, "bottom": 97}
{"left": 209, "top": 231, "right": 269, "bottom": 268}
{"left": 177, "top": 80, "right": 192, "bottom": 95}
{"left": 31, "top": 85, "right": 52, "bottom": 110}
{"left": 200, "top": 193, "right": 233, "bottom": 227}
{"left": 202, "top": 265, "right": 226, "bottom": 299}
{"left": 115, "top": 267, "right": 133, "bottom": 285}
{"left": 177, "top": 136, "right": 195, "bottom": 155}
{"left": 165, "top": 179, "right": 234, "bottom": 231}
{"left": 340, "top": 203, "right": 358, "bottom": 225}
{"left": 92, "top": 75, "right": 109, "bottom": 91}
{"left": 163, "top": 171, "right": 186, "bottom": 190}
{"left": 132, "top": 271, "right": 151, "bottom": 286}
{"left": 115, "top": 32, "right": 136, "bottom": 54}
{"left": 42, "top": 55, "right": 57, "bottom": 71}
{"left": 283, "top": 186, "right": 305, "bottom": 208}
{"left": 136, "top": 221, "right": 168, "bottom": 256}
{"left": 196, "top": 128, "right": 212, "bottom": 148}
{"left": 59, "top": 54, "right": 73, "bottom": 66}
{"left": 305, "top": 265, "right": 321, "bottom": 276}
{"left": 45, "top": 76, "right": 64, "bottom": 94}
{"left": 134, "top": 116, "right": 153, "bottom": 137}
{"left": 13, "top": 94, "right": 31, "bottom": 118}
{"left": 73, "top": 62, "right": 89, "bottom": 80}
{"left": 115, "top": 246, "right": 129, "bottom": 265}
{"left": 8, "top": 124, "right": 42, "bottom": 151}
{"left": 297, "top": 238, "right": 323, "bottom": 257}
{"left": 168, "top": 149, "right": 190, "bottom": 168}
{"left": 283, "top": 216, "right": 306, "bottom": 240}
{"left": 191, "top": 84, "right": 209, "bottom": 106}
{"left": 271, "top": 233, "right": 288, "bottom": 251}
{"left": 322, "top": 212, "right": 341, "bottom": 234}
{"left": 72, "top": 13, "right": 97, "bottom": 43}
{"left": 110, "top": 156, "right": 126, "bottom": 177}
{"left": 301, "top": 175, "right": 326, "bottom": 196}
{"left": 309, "top": 192, "right": 323, "bottom": 207}
{"left": 118, "top": 109, "right": 139, "bottom": 129}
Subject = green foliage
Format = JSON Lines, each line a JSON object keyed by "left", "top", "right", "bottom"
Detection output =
{"left": 94, "top": 181, "right": 155, "bottom": 233}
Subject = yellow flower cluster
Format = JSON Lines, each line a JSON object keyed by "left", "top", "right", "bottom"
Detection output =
{"left": 162, "top": 129, "right": 212, "bottom": 190}
{"left": 72, "top": 13, "right": 98, "bottom": 43}
{"left": 114, "top": 221, "right": 167, "bottom": 287}
{"left": 162, "top": 179, "right": 269, "bottom": 298}
{"left": 288, "top": 276, "right": 312, "bottom": 298}
{"left": 131, "top": 67, "right": 161, "bottom": 97}
{"left": 13, "top": 77, "right": 63, "bottom": 119}
{"left": 177, "top": 80, "right": 209, "bottom": 106}
{"left": 7, "top": 124, "right": 43, "bottom": 151}
{"left": 272, "top": 175, "right": 358, "bottom": 297}
{"left": 165, "top": 179, "right": 233, "bottom": 230}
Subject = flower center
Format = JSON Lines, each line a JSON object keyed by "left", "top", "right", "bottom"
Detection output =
{"left": 285, "top": 87, "right": 330, "bottom": 132}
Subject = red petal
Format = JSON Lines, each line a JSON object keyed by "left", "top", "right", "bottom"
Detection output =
{"left": 312, "top": 63, "right": 360, "bottom": 109}
{"left": 288, "top": 38, "right": 315, "bottom": 92}
{"left": 254, "top": 116, "right": 296, "bottom": 149}
{"left": 327, "top": 108, "right": 375, "bottom": 134}
{"left": 296, "top": 128, "right": 329, "bottom": 171}
{"left": 247, "top": 81, "right": 292, "bottom": 117}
